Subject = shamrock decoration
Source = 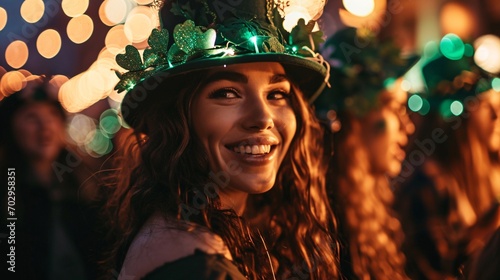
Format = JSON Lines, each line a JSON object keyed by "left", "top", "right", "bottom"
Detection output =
{"left": 290, "top": 19, "right": 324, "bottom": 54}
{"left": 166, "top": 20, "right": 217, "bottom": 64}
{"left": 144, "top": 29, "right": 169, "bottom": 67}
{"left": 114, "top": 29, "right": 170, "bottom": 93}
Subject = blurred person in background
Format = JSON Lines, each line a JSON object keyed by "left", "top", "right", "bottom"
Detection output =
{"left": 394, "top": 43, "right": 500, "bottom": 280}
{"left": 315, "top": 27, "right": 418, "bottom": 280}
{"left": 0, "top": 77, "right": 101, "bottom": 279}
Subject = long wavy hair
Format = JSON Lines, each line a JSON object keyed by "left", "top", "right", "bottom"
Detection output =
{"left": 325, "top": 109, "right": 408, "bottom": 280}
{"left": 103, "top": 69, "right": 341, "bottom": 279}
{"left": 408, "top": 98, "right": 498, "bottom": 221}
{"left": 395, "top": 99, "right": 500, "bottom": 278}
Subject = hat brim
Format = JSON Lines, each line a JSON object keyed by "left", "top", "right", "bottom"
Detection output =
{"left": 120, "top": 53, "right": 327, "bottom": 130}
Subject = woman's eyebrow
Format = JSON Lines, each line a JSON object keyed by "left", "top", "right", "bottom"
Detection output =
{"left": 269, "top": 74, "right": 290, "bottom": 84}
{"left": 203, "top": 71, "right": 248, "bottom": 84}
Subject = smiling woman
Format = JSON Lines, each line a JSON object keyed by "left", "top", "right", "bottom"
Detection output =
{"left": 316, "top": 27, "right": 417, "bottom": 279}
{"left": 103, "top": 0, "right": 339, "bottom": 279}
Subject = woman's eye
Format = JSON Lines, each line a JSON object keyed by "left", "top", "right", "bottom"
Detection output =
{"left": 268, "top": 90, "right": 290, "bottom": 100}
{"left": 209, "top": 88, "right": 239, "bottom": 99}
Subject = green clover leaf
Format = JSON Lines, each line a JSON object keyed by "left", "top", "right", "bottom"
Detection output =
{"left": 144, "top": 29, "right": 169, "bottom": 67}
{"left": 290, "top": 19, "right": 324, "bottom": 53}
{"left": 116, "top": 45, "right": 144, "bottom": 71}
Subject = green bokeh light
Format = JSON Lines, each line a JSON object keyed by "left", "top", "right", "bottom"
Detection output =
{"left": 383, "top": 77, "right": 396, "bottom": 89}
{"left": 87, "top": 129, "right": 112, "bottom": 156}
{"left": 464, "top": 44, "right": 474, "bottom": 57}
{"left": 424, "top": 41, "right": 439, "bottom": 59}
{"left": 418, "top": 98, "right": 430, "bottom": 115}
{"left": 100, "top": 109, "right": 121, "bottom": 136}
{"left": 440, "top": 34, "right": 465, "bottom": 60}
{"left": 439, "top": 99, "right": 454, "bottom": 118}
{"left": 492, "top": 77, "right": 500, "bottom": 92}
{"left": 450, "top": 100, "right": 464, "bottom": 116}
{"left": 408, "top": 95, "right": 423, "bottom": 112}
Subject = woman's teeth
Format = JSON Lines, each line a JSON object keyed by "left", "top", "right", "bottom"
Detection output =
{"left": 233, "top": 145, "right": 271, "bottom": 154}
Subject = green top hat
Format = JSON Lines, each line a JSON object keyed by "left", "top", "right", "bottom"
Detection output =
{"left": 315, "top": 27, "right": 419, "bottom": 118}
{"left": 115, "top": 0, "right": 330, "bottom": 130}
{"left": 408, "top": 34, "right": 499, "bottom": 118}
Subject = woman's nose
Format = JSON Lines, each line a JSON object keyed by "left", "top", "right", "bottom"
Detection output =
{"left": 242, "top": 97, "right": 275, "bottom": 131}
{"left": 401, "top": 113, "right": 415, "bottom": 135}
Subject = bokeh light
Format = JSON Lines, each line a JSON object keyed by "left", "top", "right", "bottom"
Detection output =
{"left": 0, "top": 7, "right": 7, "bottom": 31}
{"left": 5, "top": 41, "right": 29, "bottom": 69}
{"left": 439, "top": 99, "right": 454, "bottom": 118}
{"left": 0, "top": 71, "right": 26, "bottom": 97}
{"left": 419, "top": 98, "right": 431, "bottom": 115}
{"left": 401, "top": 79, "right": 413, "bottom": 92}
{"left": 100, "top": 109, "right": 122, "bottom": 136}
{"left": 450, "top": 100, "right": 464, "bottom": 116}
{"left": 67, "top": 114, "right": 96, "bottom": 145}
{"left": 86, "top": 129, "right": 113, "bottom": 157}
{"left": 124, "top": 6, "right": 156, "bottom": 43}
{"left": 283, "top": 7, "right": 311, "bottom": 32}
{"left": 101, "top": 0, "right": 135, "bottom": 26}
{"left": 474, "top": 34, "right": 500, "bottom": 74}
{"left": 440, "top": 2, "right": 476, "bottom": 40}
{"left": 343, "top": 0, "right": 375, "bottom": 17}
{"left": 61, "top": 0, "right": 89, "bottom": 18}
{"left": 440, "top": 33, "right": 465, "bottom": 60}
{"left": 67, "top": 14, "right": 94, "bottom": 44}
{"left": 408, "top": 95, "right": 423, "bottom": 112}
{"left": 20, "top": 0, "right": 45, "bottom": 23}
{"left": 47, "top": 75, "right": 69, "bottom": 99}
{"left": 134, "top": 0, "right": 154, "bottom": 4}
{"left": 492, "top": 78, "right": 500, "bottom": 92}
{"left": 423, "top": 41, "right": 440, "bottom": 59}
{"left": 464, "top": 44, "right": 474, "bottom": 57}
{"left": 105, "top": 25, "right": 132, "bottom": 55}
{"left": 37, "top": 29, "right": 62, "bottom": 59}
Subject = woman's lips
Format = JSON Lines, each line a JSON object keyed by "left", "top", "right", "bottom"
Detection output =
{"left": 225, "top": 144, "right": 278, "bottom": 164}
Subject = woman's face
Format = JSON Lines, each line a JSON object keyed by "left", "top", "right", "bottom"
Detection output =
{"left": 469, "top": 89, "right": 500, "bottom": 152}
{"left": 361, "top": 80, "right": 414, "bottom": 177}
{"left": 192, "top": 62, "right": 297, "bottom": 200}
{"left": 12, "top": 102, "right": 65, "bottom": 162}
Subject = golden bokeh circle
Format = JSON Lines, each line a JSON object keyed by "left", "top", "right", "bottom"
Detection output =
{"left": 36, "top": 29, "right": 62, "bottom": 59}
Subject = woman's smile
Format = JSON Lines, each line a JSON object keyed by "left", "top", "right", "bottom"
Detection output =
{"left": 191, "top": 62, "right": 296, "bottom": 197}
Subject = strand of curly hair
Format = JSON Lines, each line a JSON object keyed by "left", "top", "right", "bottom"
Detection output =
{"left": 326, "top": 114, "right": 408, "bottom": 280}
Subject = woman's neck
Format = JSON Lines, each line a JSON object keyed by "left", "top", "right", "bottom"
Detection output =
{"left": 219, "top": 189, "right": 248, "bottom": 216}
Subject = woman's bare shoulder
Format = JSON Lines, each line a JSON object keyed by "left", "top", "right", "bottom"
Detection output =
{"left": 119, "top": 214, "right": 232, "bottom": 280}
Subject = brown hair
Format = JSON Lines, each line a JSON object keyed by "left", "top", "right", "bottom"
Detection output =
{"left": 326, "top": 110, "right": 408, "bottom": 279}
{"left": 103, "top": 69, "right": 340, "bottom": 279}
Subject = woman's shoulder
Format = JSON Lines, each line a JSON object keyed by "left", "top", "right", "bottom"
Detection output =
{"left": 119, "top": 214, "right": 234, "bottom": 279}
{"left": 142, "top": 249, "right": 247, "bottom": 280}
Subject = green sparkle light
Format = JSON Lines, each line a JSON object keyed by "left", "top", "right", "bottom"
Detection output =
{"left": 492, "top": 77, "right": 500, "bottom": 92}
{"left": 408, "top": 95, "right": 423, "bottom": 112}
{"left": 450, "top": 100, "right": 464, "bottom": 116}
{"left": 440, "top": 33, "right": 465, "bottom": 60}
{"left": 292, "top": 46, "right": 298, "bottom": 52}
